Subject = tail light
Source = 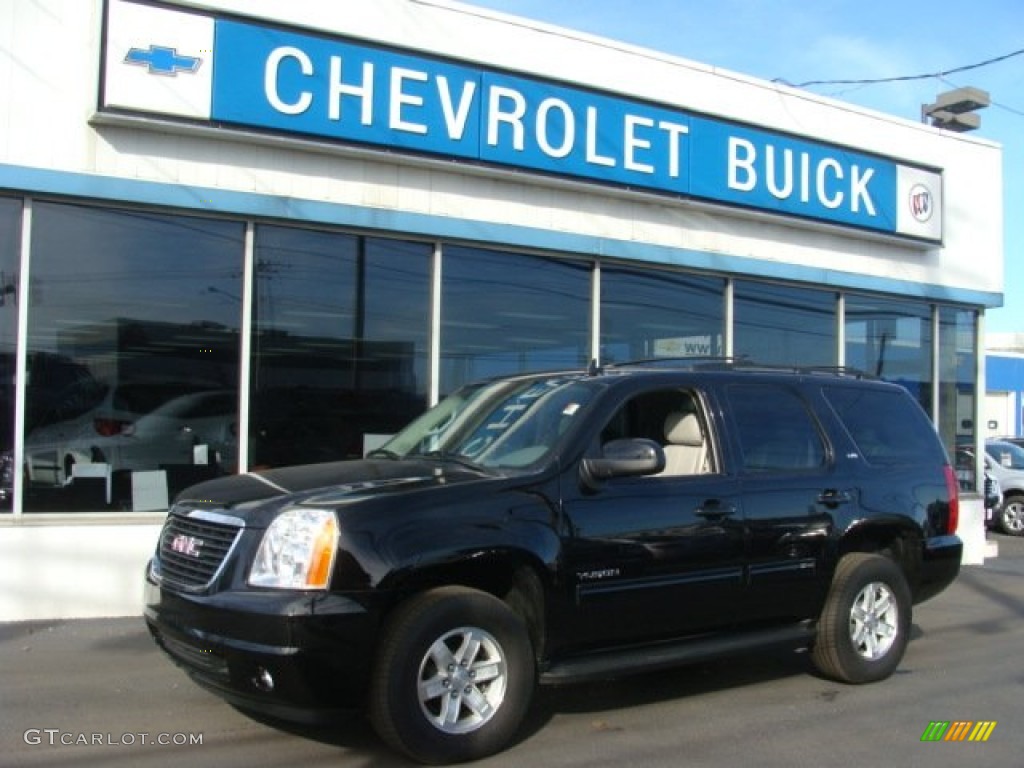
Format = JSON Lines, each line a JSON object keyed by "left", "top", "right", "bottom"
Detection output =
{"left": 94, "top": 418, "right": 133, "bottom": 437}
{"left": 942, "top": 464, "right": 960, "bottom": 535}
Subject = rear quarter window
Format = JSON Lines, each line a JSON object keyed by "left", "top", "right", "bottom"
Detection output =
{"left": 823, "top": 386, "right": 945, "bottom": 465}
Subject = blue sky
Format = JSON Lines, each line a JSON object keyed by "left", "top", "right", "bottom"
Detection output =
{"left": 462, "top": 0, "right": 1024, "bottom": 334}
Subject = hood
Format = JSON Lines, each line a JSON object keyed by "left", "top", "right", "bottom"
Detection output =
{"left": 172, "top": 458, "right": 491, "bottom": 519}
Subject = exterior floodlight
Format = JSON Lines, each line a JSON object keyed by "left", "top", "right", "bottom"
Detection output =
{"left": 922, "top": 87, "right": 990, "bottom": 133}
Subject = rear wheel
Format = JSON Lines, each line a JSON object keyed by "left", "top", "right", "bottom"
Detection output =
{"left": 370, "top": 586, "right": 535, "bottom": 764}
{"left": 998, "top": 496, "right": 1024, "bottom": 536}
{"left": 811, "top": 553, "right": 911, "bottom": 684}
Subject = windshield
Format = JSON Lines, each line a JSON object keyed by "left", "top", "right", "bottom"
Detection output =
{"left": 378, "top": 376, "right": 597, "bottom": 469}
{"left": 986, "top": 442, "right": 1024, "bottom": 471}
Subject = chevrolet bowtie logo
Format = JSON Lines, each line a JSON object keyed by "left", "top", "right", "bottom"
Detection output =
{"left": 124, "top": 45, "right": 202, "bottom": 76}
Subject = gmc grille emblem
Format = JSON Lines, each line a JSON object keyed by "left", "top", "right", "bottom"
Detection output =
{"left": 170, "top": 533, "right": 203, "bottom": 558}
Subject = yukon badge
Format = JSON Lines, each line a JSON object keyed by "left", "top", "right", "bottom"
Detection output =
{"left": 576, "top": 568, "right": 621, "bottom": 582}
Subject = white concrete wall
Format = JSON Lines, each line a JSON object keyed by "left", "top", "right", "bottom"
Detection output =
{"left": 958, "top": 498, "right": 995, "bottom": 565}
{"left": 0, "top": 518, "right": 162, "bottom": 620}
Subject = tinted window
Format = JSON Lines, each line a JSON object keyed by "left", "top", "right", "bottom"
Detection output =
{"left": 178, "top": 392, "right": 236, "bottom": 419}
{"left": 24, "top": 203, "right": 243, "bottom": 511}
{"left": 845, "top": 295, "right": 932, "bottom": 413}
{"left": 0, "top": 197, "right": 19, "bottom": 509}
{"left": 35, "top": 375, "right": 107, "bottom": 425}
{"left": 939, "top": 307, "right": 976, "bottom": 483}
{"left": 441, "top": 246, "right": 590, "bottom": 394}
{"left": 733, "top": 281, "right": 836, "bottom": 367}
{"left": 1, "top": 199, "right": 20, "bottom": 444}
{"left": 251, "top": 226, "right": 430, "bottom": 467}
{"left": 824, "top": 386, "right": 945, "bottom": 465}
{"left": 727, "top": 384, "right": 826, "bottom": 472}
{"left": 600, "top": 266, "right": 724, "bottom": 362}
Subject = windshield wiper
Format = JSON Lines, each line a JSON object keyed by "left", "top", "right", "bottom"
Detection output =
{"left": 418, "top": 450, "right": 489, "bottom": 473}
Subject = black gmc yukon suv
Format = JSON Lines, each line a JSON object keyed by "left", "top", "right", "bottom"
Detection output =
{"left": 144, "top": 362, "right": 962, "bottom": 763}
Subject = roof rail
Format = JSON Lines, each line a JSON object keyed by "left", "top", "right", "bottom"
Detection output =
{"left": 793, "top": 365, "right": 876, "bottom": 379}
{"left": 604, "top": 356, "right": 746, "bottom": 370}
{"left": 602, "top": 357, "right": 875, "bottom": 379}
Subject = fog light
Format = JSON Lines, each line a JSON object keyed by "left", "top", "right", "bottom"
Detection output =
{"left": 252, "top": 667, "right": 274, "bottom": 692}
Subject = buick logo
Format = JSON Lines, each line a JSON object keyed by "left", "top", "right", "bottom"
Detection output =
{"left": 909, "top": 184, "right": 934, "bottom": 223}
{"left": 170, "top": 534, "right": 203, "bottom": 558}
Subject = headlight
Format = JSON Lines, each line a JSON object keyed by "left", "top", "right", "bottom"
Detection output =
{"left": 249, "top": 508, "right": 339, "bottom": 589}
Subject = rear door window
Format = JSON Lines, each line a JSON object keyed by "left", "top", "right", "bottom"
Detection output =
{"left": 724, "top": 384, "right": 826, "bottom": 473}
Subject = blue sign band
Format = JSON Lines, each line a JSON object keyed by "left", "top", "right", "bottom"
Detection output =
{"left": 211, "top": 19, "right": 902, "bottom": 234}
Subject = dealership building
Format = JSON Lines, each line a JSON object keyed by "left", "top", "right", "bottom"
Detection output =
{"left": 0, "top": 0, "right": 1005, "bottom": 620}
{"left": 986, "top": 344, "right": 1024, "bottom": 437}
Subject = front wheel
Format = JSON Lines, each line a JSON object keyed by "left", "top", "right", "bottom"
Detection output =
{"left": 370, "top": 586, "right": 535, "bottom": 764}
{"left": 998, "top": 496, "right": 1024, "bottom": 536}
{"left": 811, "top": 553, "right": 911, "bottom": 684}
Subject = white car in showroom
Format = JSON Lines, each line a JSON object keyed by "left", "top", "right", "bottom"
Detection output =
{"left": 25, "top": 383, "right": 237, "bottom": 487}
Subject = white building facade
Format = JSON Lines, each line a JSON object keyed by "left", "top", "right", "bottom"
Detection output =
{"left": 0, "top": 0, "right": 1004, "bottom": 619}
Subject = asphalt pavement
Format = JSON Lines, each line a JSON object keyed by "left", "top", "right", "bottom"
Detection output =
{"left": 2, "top": 534, "right": 1022, "bottom": 768}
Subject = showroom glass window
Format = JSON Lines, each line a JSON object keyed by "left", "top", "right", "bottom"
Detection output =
{"left": 23, "top": 203, "right": 243, "bottom": 513}
{"left": 733, "top": 280, "right": 836, "bottom": 366}
{"left": 440, "top": 246, "right": 591, "bottom": 394}
{"left": 600, "top": 265, "right": 724, "bottom": 363}
{"left": 845, "top": 295, "right": 933, "bottom": 413}
{"left": 939, "top": 307, "right": 977, "bottom": 489}
{"left": 251, "top": 226, "right": 431, "bottom": 467}
{"left": 0, "top": 197, "right": 21, "bottom": 511}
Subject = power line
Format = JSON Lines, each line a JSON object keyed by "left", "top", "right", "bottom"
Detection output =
{"left": 775, "top": 47, "right": 1024, "bottom": 88}
{"left": 935, "top": 74, "right": 1024, "bottom": 118}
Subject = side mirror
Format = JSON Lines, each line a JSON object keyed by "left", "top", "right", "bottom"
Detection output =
{"left": 580, "top": 438, "right": 665, "bottom": 491}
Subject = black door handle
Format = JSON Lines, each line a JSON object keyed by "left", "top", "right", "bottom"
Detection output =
{"left": 817, "top": 489, "right": 853, "bottom": 506}
{"left": 695, "top": 500, "right": 737, "bottom": 519}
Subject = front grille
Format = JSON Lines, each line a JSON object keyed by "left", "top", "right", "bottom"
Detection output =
{"left": 157, "top": 511, "right": 243, "bottom": 591}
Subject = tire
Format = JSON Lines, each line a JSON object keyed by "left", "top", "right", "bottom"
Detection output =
{"left": 811, "top": 553, "right": 912, "bottom": 684}
{"left": 998, "top": 496, "right": 1024, "bottom": 536}
{"left": 369, "top": 586, "right": 535, "bottom": 764}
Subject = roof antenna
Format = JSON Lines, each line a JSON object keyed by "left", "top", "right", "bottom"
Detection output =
{"left": 587, "top": 358, "right": 601, "bottom": 376}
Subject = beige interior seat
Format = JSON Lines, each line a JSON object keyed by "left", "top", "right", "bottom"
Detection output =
{"left": 660, "top": 411, "right": 707, "bottom": 476}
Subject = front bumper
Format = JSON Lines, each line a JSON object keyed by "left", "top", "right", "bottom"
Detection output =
{"left": 143, "top": 566, "right": 381, "bottom": 721}
{"left": 913, "top": 534, "right": 963, "bottom": 605}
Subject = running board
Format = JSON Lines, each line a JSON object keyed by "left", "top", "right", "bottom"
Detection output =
{"left": 539, "top": 622, "right": 816, "bottom": 684}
